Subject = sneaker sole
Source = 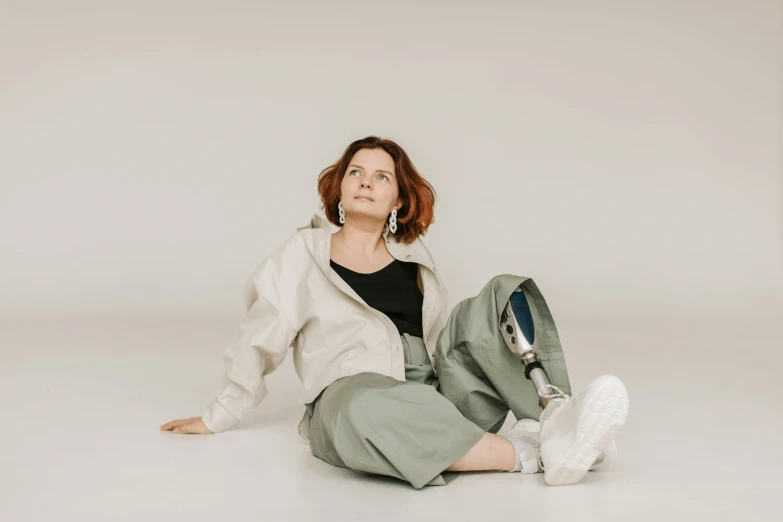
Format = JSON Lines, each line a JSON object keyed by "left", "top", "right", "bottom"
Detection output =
{"left": 544, "top": 374, "right": 629, "bottom": 486}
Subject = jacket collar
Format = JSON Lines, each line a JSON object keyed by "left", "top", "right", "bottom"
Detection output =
{"left": 297, "top": 213, "right": 436, "bottom": 273}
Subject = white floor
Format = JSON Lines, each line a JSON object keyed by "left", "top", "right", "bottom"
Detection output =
{"left": 1, "top": 314, "right": 780, "bottom": 521}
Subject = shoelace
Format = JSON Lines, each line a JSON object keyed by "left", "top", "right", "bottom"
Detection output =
{"left": 518, "top": 436, "right": 545, "bottom": 473}
{"left": 536, "top": 446, "right": 544, "bottom": 472}
{"left": 522, "top": 438, "right": 544, "bottom": 472}
{"left": 534, "top": 384, "right": 570, "bottom": 472}
{"left": 538, "top": 383, "right": 569, "bottom": 401}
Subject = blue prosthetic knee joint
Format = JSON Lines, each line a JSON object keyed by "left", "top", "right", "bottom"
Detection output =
{"left": 500, "top": 286, "right": 559, "bottom": 408}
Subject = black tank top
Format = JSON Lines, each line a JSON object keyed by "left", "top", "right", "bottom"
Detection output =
{"left": 330, "top": 258, "right": 424, "bottom": 337}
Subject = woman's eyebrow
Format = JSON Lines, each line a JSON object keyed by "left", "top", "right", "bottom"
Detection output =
{"left": 348, "top": 164, "right": 394, "bottom": 177}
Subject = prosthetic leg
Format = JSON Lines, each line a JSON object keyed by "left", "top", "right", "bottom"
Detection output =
{"left": 499, "top": 285, "right": 565, "bottom": 410}
{"left": 500, "top": 284, "right": 627, "bottom": 484}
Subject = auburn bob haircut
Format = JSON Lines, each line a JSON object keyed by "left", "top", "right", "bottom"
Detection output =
{"left": 317, "top": 136, "right": 437, "bottom": 245}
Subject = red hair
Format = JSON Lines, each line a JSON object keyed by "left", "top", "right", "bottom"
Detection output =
{"left": 317, "top": 136, "right": 437, "bottom": 245}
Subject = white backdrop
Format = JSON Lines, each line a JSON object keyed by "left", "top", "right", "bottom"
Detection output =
{"left": 1, "top": 1, "right": 781, "bottom": 323}
{"left": 1, "top": 2, "right": 782, "bottom": 521}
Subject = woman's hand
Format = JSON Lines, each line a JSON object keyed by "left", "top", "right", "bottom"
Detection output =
{"left": 159, "top": 417, "right": 214, "bottom": 434}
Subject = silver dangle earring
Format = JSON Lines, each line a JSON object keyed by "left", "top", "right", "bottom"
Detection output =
{"left": 338, "top": 200, "right": 346, "bottom": 224}
{"left": 388, "top": 209, "right": 397, "bottom": 234}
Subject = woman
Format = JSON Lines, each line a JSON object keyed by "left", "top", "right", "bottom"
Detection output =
{"left": 160, "top": 136, "right": 630, "bottom": 489}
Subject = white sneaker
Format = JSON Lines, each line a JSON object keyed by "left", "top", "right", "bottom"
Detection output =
{"left": 504, "top": 418, "right": 544, "bottom": 474}
{"left": 504, "top": 418, "right": 618, "bottom": 473}
{"left": 537, "top": 374, "right": 629, "bottom": 486}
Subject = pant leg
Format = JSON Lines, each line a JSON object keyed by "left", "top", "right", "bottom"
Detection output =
{"left": 303, "top": 335, "right": 485, "bottom": 490}
{"left": 435, "top": 274, "right": 573, "bottom": 433}
{"left": 303, "top": 274, "right": 572, "bottom": 489}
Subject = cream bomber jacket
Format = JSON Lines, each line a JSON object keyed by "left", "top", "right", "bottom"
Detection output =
{"left": 200, "top": 213, "right": 449, "bottom": 433}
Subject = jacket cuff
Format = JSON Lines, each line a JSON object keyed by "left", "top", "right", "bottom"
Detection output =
{"left": 201, "top": 401, "right": 239, "bottom": 433}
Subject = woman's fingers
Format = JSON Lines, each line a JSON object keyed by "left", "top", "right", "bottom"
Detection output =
{"left": 160, "top": 417, "right": 195, "bottom": 431}
{"left": 161, "top": 417, "right": 212, "bottom": 434}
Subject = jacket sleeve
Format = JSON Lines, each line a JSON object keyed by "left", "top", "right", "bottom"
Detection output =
{"left": 201, "top": 261, "right": 299, "bottom": 433}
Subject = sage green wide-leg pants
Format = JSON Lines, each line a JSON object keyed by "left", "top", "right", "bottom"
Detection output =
{"left": 303, "top": 275, "right": 573, "bottom": 490}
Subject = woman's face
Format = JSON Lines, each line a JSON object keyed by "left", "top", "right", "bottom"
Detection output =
{"left": 340, "top": 148, "right": 401, "bottom": 227}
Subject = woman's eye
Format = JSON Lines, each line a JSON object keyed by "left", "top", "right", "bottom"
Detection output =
{"left": 348, "top": 169, "right": 387, "bottom": 181}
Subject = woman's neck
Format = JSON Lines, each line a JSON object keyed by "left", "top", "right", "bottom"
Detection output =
{"left": 332, "top": 223, "right": 386, "bottom": 258}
